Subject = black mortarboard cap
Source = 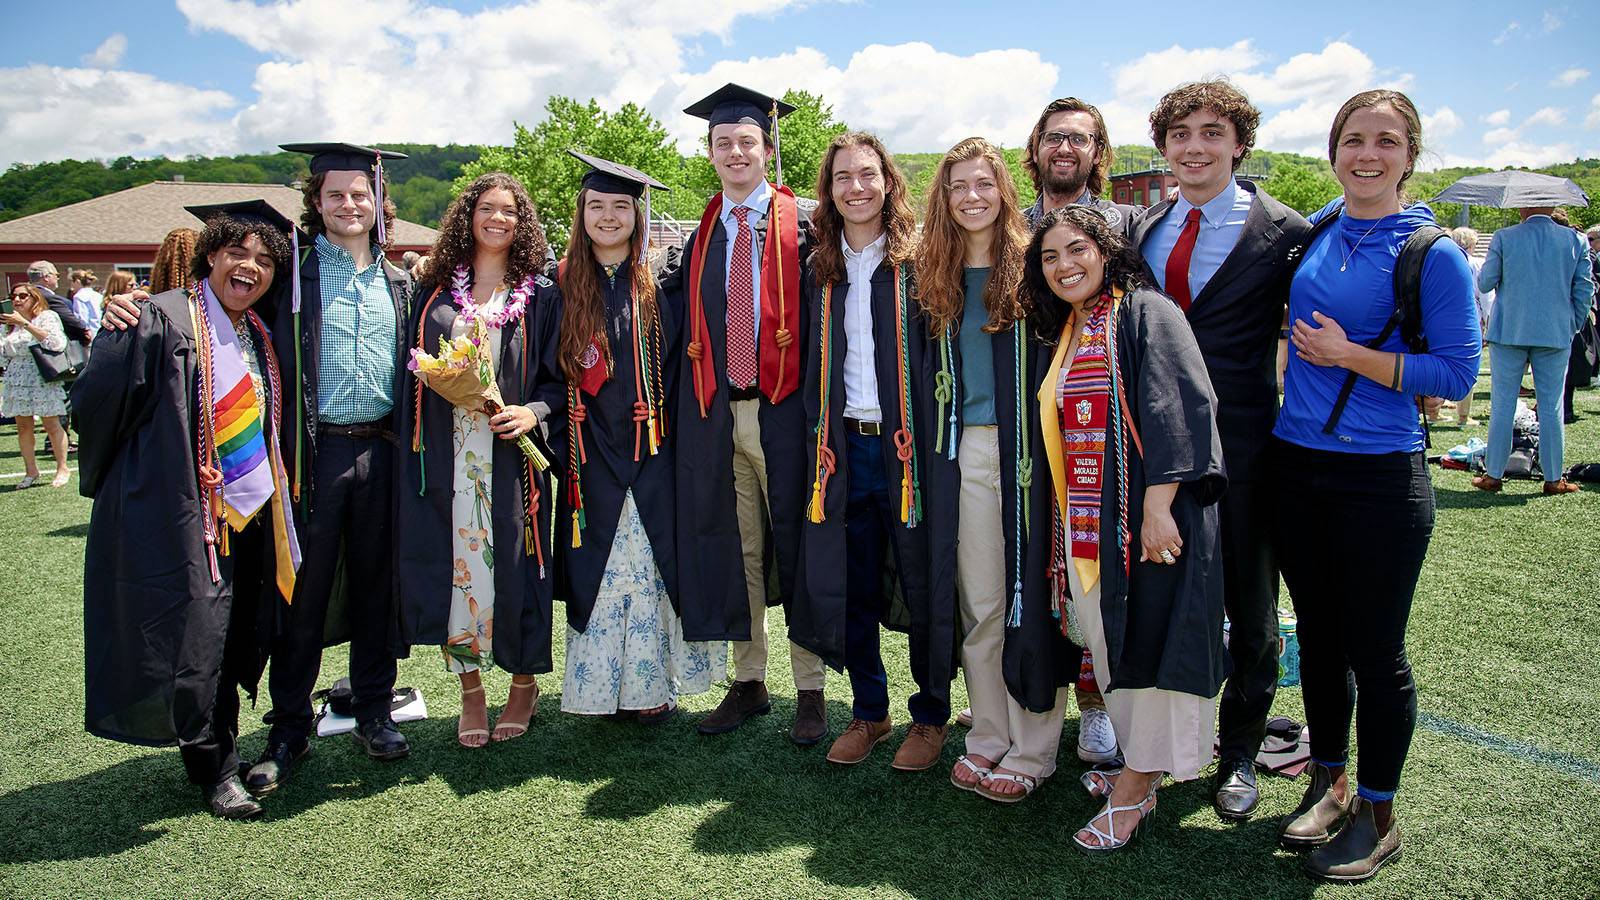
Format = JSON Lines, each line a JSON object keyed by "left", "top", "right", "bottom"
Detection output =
{"left": 279, "top": 141, "right": 408, "bottom": 175}
{"left": 682, "top": 83, "right": 795, "bottom": 134}
{"left": 185, "top": 199, "right": 297, "bottom": 235}
{"left": 569, "top": 150, "right": 670, "bottom": 198}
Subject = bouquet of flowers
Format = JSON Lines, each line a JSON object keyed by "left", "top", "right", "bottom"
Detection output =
{"left": 409, "top": 318, "right": 549, "bottom": 470}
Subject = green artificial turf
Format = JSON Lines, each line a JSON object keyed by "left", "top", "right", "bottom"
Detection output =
{"left": 1, "top": 374, "right": 1597, "bottom": 898}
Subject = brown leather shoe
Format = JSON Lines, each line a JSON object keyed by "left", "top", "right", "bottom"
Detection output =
{"left": 790, "top": 689, "right": 827, "bottom": 746}
{"left": 696, "top": 680, "right": 770, "bottom": 735}
{"left": 1303, "top": 798, "right": 1402, "bottom": 883}
{"left": 1471, "top": 474, "right": 1503, "bottom": 492}
{"left": 1279, "top": 762, "right": 1354, "bottom": 849}
{"left": 825, "top": 717, "right": 891, "bottom": 764}
{"left": 1543, "top": 478, "right": 1579, "bottom": 495}
{"left": 890, "top": 723, "right": 949, "bottom": 772}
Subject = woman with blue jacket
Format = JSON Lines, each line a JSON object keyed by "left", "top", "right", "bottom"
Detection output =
{"left": 1269, "top": 90, "right": 1479, "bottom": 884}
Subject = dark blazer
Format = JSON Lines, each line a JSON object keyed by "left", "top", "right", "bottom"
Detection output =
{"left": 40, "top": 286, "right": 91, "bottom": 345}
{"left": 1131, "top": 181, "right": 1310, "bottom": 483}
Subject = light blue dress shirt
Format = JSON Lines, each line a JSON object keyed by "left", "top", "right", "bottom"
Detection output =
{"left": 719, "top": 179, "right": 770, "bottom": 354}
{"left": 1142, "top": 179, "right": 1253, "bottom": 301}
{"left": 314, "top": 234, "right": 397, "bottom": 424}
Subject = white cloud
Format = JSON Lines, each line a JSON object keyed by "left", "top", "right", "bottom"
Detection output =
{"left": 1424, "top": 107, "right": 1462, "bottom": 138}
{"left": 0, "top": 66, "right": 236, "bottom": 166}
{"left": 1493, "top": 21, "right": 1520, "bottom": 44}
{"left": 82, "top": 34, "right": 126, "bottom": 68}
{"left": 1483, "top": 141, "right": 1577, "bottom": 168}
{"left": 662, "top": 43, "right": 1059, "bottom": 153}
{"left": 1541, "top": 10, "right": 1563, "bottom": 32}
{"left": 1552, "top": 67, "right": 1589, "bottom": 87}
{"left": 1484, "top": 109, "right": 1512, "bottom": 126}
{"left": 1586, "top": 94, "right": 1600, "bottom": 129}
{"left": 1524, "top": 106, "right": 1568, "bottom": 128}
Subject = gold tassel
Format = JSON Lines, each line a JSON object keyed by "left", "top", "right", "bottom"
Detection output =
{"left": 808, "top": 480, "right": 825, "bottom": 524}
{"left": 571, "top": 509, "right": 582, "bottom": 549}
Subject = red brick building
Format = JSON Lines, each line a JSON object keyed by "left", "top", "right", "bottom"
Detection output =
{"left": 1109, "top": 158, "right": 1270, "bottom": 207}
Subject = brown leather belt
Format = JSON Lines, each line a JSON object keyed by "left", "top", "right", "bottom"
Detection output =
{"left": 844, "top": 417, "right": 882, "bottom": 436}
{"left": 319, "top": 420, "right": 394, "bottom": 443}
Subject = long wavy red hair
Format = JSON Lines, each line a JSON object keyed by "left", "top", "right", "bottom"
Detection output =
{"left": 914, "top": 137, "right": 1030, "bottom": 336}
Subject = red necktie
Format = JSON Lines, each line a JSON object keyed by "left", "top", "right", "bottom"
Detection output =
{"left": 726, "top": 206, "right": 758, "bottom": 388}
{"left": 1164, "top": 207, "right": 1202, "bottom": 312}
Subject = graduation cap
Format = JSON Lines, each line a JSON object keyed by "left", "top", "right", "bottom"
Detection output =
{"left": 184, "top": 198, "right": 296, "bottom": 235}
{"left": 280, "top": 141, "right": 407, "bottom": 245}
{"left": 683, "top": 83, "right": 796, "bottom": 187}
{"left": 569, "top": 151, "right": 670, "bottom": 262}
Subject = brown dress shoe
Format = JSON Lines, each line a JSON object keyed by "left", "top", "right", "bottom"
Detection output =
{"left": 696, "top": 680, "right": 770, "bottom": 735}
{"left": 1471, "top": 474, "right": 1503, "bottom": 492}
{"left": 1303, "top": 798, "right": 1402, "bottom": 883}
{"left": 825, "top": 717, "right": 891, "bottom": 764}
{"left": 1543, "top": 478, "right": 1579, "bottom": 495}
{"left": 790, "top": 689, "right": 827, "bottom": 746}
{"left": 1279, "top": 762, "right": 1353, "bottom": 849}
{"left": 890, "top": 723, "right": 948, "bottom": 771}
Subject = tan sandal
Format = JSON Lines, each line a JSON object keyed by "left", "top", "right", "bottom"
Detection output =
{"left": 458, "top": 684, "right": 489, "bottom": 749}
{"left": 491, "top": 678, "right": 540, "bottom": 742}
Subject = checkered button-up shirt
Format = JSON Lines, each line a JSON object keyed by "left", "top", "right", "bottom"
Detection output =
{"left": 314, "top": 234, "right": 397, "bottom": 425}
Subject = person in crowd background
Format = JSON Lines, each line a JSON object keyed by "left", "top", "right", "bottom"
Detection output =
{"left": 68, "top": 270, "right": 103, "bottom": 337}
{"left": 1447, "top": 227, "right": 1490, "bottom": 426}
{"left": 152, "top": 228, "right": 201, "bottom": 294}
{"left": 27, "top": 260, "right": 91, "bottom": 345}
{"left": 2, "top": 284, "right": 72, "bottom": 488}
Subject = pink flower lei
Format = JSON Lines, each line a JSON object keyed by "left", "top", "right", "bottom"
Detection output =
{"left": 451, "top": 264, "right": 534, "bottom": 329}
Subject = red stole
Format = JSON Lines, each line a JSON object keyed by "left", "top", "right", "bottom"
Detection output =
{"left": 685, "top": 184, "right": 802, "bottom": 416}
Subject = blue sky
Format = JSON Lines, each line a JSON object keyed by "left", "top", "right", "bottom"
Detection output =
{"left": 3, "top": 0, "right": 1596, "bottom": 169}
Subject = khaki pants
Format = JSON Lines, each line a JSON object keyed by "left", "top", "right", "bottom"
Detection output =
{"left": 729, "top": 398, "right": 826, "bottom": 690}
{"left": 1069, "top": 561, "right": 1215, "bottom": 782}
{"left": 957, "top": 427, "right": 1067, "bottom": 779}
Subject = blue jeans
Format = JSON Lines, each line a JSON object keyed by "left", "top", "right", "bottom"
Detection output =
{"left": 1486, "top": 343, "right": 1569, "bottom": 480}
{"left": 844, "top": 432, "right": 948, "bottom": 725}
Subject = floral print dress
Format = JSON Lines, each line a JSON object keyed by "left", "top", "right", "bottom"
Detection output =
{"left": 561, "top": 490, "right": 724, "bottom": 714}
{"left": 443, "top": 291, "right": 505, "bottom": 674}
{"left": 0, "top": 311, "right": 69, "bottom": 418}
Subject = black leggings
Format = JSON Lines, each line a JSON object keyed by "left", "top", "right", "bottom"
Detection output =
{"left": 1268, "top": 438, "right": 1433, "bottom": 799}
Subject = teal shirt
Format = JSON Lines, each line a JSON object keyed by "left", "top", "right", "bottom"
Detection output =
{"left": 959, "top": 267, "right": 997, "bottom": 426}
{"left": 314, "top": 234, "right": 397, "bottom": 424}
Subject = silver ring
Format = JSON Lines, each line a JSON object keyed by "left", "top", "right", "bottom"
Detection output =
{"left": 1159, "top": 549, "right": 1175, "bottom": 563}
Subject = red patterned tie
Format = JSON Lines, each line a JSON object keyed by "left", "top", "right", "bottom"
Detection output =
{"left": 726, "top": 206, "right": 758, "bottom": 388}
{"left": 1164, "top": 207, "right": 1203, "bottom": 312}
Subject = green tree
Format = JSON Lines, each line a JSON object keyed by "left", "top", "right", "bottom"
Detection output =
{"left": 1262, "top": 164, "right": 1342, "bottom": 215}
{"left": 387, "top": 175, "right": 456, "bottom": 228}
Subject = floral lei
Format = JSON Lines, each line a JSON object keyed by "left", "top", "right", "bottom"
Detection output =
{"left": 452, "top": 264, "right": 534, "bottom": 329}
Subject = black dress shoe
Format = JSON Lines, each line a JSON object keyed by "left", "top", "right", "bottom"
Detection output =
{"left": 1213, "top": 756, "right": 1260, "bottom": 820}
{"left": 204, "top": 775, "right": 264, "bottom": 820}
{"left": 245, "top": 740, "right": 310, "bottom": 795}
{"left": 1279, "top": 761, "right": 1354, "bottom": 849}
{"left": 1303, "top": 797, "right": 1402, "bottom": 883}
{"left": 353, "top": 716, "right": 410, "bottom": 760}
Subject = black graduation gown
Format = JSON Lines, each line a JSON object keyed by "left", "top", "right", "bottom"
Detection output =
{"left": 73, "top": 288, "right": 285, "bottom": 746}
{"left": 664, "top": 201, "right": 814, "bottom": 642}
{"left": 907, "top": 295, "right": 1070, "bottom": 715}
{"left": 791, "top": 262, "right": 957, "bottom": 687}
{"left": 395, "top": 276, "right": 565, "bottom": 675}
{"left": 1017, "top": 288, "right": 1229, "bottom": 700}
{"left": 271, "top": 248, "right": 414, "bottom": 648}
{"left": 559, "top": 259, "right": 681, "bottom": 634}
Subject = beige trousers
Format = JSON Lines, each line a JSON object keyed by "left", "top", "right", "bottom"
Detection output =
{"left": 1069, "top": 559, "right": 1215, "bottom": 782}
{"left": 957, "top": 427, "right": 1068, "bottom": 779}
{"left": 729, "top": 398, "right": 826, "bottom": 690}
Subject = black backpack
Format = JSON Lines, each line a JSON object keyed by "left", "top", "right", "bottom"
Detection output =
{"left": 1295, "top": 206, "right": 1450, "bottom": 442}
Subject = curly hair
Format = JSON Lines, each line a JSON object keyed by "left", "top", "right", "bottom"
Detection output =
{"left": 1024, "top": 206, "right": 1152, "bottom": 342}
{"left": 1150, "top": 80, "right": 1260, "bottom": 171}
{"left": 810, "top": 132, "right": 918, "bottom": 286}
{"left": 151, "top": 227, "right": 199, "bottom": 294}
{"left": 1021, "top": 97, "right": 1115, "bottom": 197}
{"left": 299, "top": 171, "right": 399, "bottom": 252}
{"left": 557, "top": 190, "right": 657, "bottom": 384}
{"left": 419, "top": 173, "right": 549, "bottom": 299}
{"left": 189, "top": 214, "right": 293, "bottom": 293}
{"left": 915, "top": 137, "right": 1031, "bottom": 336}
{"left": 1328, "top": 89, "right": 1423, "bottom": 193}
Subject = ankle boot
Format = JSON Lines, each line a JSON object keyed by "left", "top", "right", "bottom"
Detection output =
{"left": 1278, "top": 762, "right": 1353, "bottom": 849}
{"left": 1303, "top": 796, "right": 1402, "bottom": 883}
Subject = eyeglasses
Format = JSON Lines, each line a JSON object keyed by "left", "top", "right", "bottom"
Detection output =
{"left": 1040, "top": 131, "right": 1097, "bottom": 150}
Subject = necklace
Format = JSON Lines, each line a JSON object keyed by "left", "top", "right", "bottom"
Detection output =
{"left": 1339, "top": 219, "right": 1384, "bottom": 272}
{"left": 451, "top": 265, "right": 533, "bottom": 328}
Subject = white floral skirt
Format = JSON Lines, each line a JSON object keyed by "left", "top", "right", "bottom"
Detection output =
{"left": 561, "top": 489, "right": 724, "bottom": 714}
{"left": 443, "top": 406, "right": 495, "bottom": 674}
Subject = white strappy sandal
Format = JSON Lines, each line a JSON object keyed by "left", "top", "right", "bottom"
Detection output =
{"left": 1080, "top": 767, "right": 1124, "bottom": 800}
{"left": 1073, "top": 783, "right": 1158, "bottom": 852}
{"left": 950, "top": 755, "right": 993, "bottom": 791}
{"left": 976, "top": 771, "right": 1039, "bottom": 804}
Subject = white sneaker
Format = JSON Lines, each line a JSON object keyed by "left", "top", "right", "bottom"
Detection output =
{"left": 1076, "top": 707, "right": 1119, "bottom": 763}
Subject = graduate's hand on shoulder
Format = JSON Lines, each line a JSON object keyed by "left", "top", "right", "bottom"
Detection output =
{"left": 491, "top": 404, "right": 539, "bottom": 440}
{"left": 101, "top": 291, "right": 149, "bottom": 332}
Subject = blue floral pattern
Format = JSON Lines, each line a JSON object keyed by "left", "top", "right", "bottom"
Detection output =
{"left": 561, "top": 490, "right": 724, "bottom": 714}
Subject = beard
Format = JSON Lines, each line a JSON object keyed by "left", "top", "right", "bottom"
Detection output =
{"left": 1040, "top": 154, "right": 1092, "bottom": 198}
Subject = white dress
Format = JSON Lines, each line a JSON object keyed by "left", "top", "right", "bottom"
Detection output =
{"left": 0, "top": 311, "right": 70, "bottom": 418}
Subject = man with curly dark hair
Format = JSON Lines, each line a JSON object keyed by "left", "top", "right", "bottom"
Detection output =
{"left": 1130, "top": 79, "right": 1311, "bottom": 822}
